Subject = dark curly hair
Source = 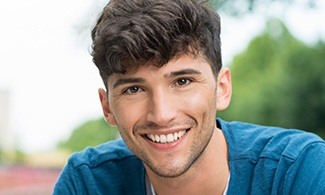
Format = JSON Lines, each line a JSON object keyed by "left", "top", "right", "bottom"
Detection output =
{"left": 91, "top": 0, "right": 222, "bottom": 88}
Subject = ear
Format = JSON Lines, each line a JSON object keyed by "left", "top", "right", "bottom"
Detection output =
{"left": 98, "top": 88, "right": 117, "bottom": 125}
{"left": 216, "top": 68, "right": 232, "bottom": 111}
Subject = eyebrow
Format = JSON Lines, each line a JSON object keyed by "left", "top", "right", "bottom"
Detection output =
{"left": 113, "top": 77, "right": 145, "bottom": 89}
{"left": 164, "top": 68, "right": 202, "bottom": 78}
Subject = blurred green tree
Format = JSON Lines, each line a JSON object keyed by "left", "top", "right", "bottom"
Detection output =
{"left": 208, "top": 0, "right": 316, "bottom": 15}
{"left": 58, "top": 118, "right": 119, "bottom": 152}
{"left": 219, "top": 19, "right": 325, "bottom": 138}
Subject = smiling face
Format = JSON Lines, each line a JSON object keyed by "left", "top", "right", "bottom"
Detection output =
{"left": 99, "top": 54, "right": 231, "bottom": 178}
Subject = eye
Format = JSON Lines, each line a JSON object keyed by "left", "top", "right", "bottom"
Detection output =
{"left": 175, "top": 78, "right": 191, "bottom": 87}
{"left": 123, "top": 86, "right": 142, "bottom": 94}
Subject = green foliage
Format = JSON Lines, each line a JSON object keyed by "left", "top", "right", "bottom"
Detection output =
{"left": 0, "top": 149, "right": 26, "bottom": 165}
{"left": 219, "top": 19, "right": 325, "bottom": 138}
{"left": 58, "top": 118, "right": 119, "bottom": 152}
{"left": 208, "top": 0, "right": 316, "bottom": 15}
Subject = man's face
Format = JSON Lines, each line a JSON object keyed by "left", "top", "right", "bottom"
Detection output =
{"left": 100, "top": 54, "right": 227, "bottom": 178}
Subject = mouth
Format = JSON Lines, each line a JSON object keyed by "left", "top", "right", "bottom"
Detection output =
{"left": 145, "top": 129, "right": 189, "bottom": 144}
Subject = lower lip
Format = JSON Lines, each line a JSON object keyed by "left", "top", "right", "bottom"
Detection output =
{"left": 145, "top": 130, "right": 188, "bottom": 151}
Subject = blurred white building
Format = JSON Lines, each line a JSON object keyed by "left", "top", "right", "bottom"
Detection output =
{"left": 0, "top": 89, "right": 14, "bottom": 152}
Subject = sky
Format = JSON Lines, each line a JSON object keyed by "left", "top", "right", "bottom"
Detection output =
{"left": 0, "top": 0, "right": 324, "bottom": 153}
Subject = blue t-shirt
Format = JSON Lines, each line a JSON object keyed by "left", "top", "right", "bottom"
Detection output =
{"left": 53, "top": 119, "right": 325, "bottom": 194}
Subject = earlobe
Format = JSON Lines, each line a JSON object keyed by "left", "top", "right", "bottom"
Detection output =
{"left": 98, "top": 88, "right": 117, "bottom": 125}
{"left": 216, "top": 68, "right": 232, "bottom": 111}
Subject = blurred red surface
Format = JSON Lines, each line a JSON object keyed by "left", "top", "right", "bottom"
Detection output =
{"left": 0, "top": 165, "right": 61, "bottom": 195}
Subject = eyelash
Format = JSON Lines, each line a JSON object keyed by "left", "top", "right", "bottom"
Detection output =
{"left": 173, "top": 77, "right": 193, "bottom": 87}
{"left": 121, "top": 77, "right": 194, "bottom": 95}
{"left": 122, "top": 86, "right": 143, "bottom": 95}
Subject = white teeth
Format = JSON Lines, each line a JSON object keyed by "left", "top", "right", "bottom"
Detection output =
{"left": 173, "top": 132, "right": 178, "bottom": 140}
{"left": 147, "top": 130, "right": 187, "bottom": 144}
{"left": 148, "top": 134, "right": 154, "bottom": 141}
{"left": 160, "top": 134, "right": 167, "bottom": 143}
{"left": 167, "top": 134, "right": 174, "bottom": 143}
{"left": 155, "top": 135, "right": 160, "bottom": 142}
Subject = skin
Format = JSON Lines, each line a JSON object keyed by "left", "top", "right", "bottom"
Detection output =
{"left": 99, "top": 53, "right": 232, "bottom": 194}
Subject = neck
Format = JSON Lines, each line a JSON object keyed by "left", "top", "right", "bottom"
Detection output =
{"left": 146, "top": 129, "right": 229, "bottom": 195}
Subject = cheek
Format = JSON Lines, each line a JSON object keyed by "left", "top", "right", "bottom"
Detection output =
{"left": 179, "top": 88, "right": 217, "bottom": 112}
{"left": 113, "top": 101, "right": 147, "bottom": 131}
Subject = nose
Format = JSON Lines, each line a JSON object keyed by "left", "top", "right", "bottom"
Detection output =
{"left": 146, "top": 89, "right": 177, "bottom": 126}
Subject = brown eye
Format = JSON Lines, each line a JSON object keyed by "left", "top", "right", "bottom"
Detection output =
{"left": 124, "top": 86, "right": 142, "bottom": 94}
{"left": 176, "top": 78, "right": 190, "bottom": 86}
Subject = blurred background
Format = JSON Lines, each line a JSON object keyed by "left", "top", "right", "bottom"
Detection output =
{"left": 0, "top": 0, "right": 324, "bottom": 193}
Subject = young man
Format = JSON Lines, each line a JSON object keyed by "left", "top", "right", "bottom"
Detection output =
{"left": 53, "top": 0, "right": 325, "bottom": 194}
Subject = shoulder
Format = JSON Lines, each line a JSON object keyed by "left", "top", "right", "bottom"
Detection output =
{"left": 218, "top": 118, "right": 324, "bottom": 161}
{"left": 67, "top": 138, "right": 136, "bottom": 168}
{"left": 287, "top": 140, "right": 325, "bottom": 193}
{"left": 218, "top": 118, "right": 325, "bottom": 193}
{"left": 53, "top": 139, "right": 146, "bottom": 194}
